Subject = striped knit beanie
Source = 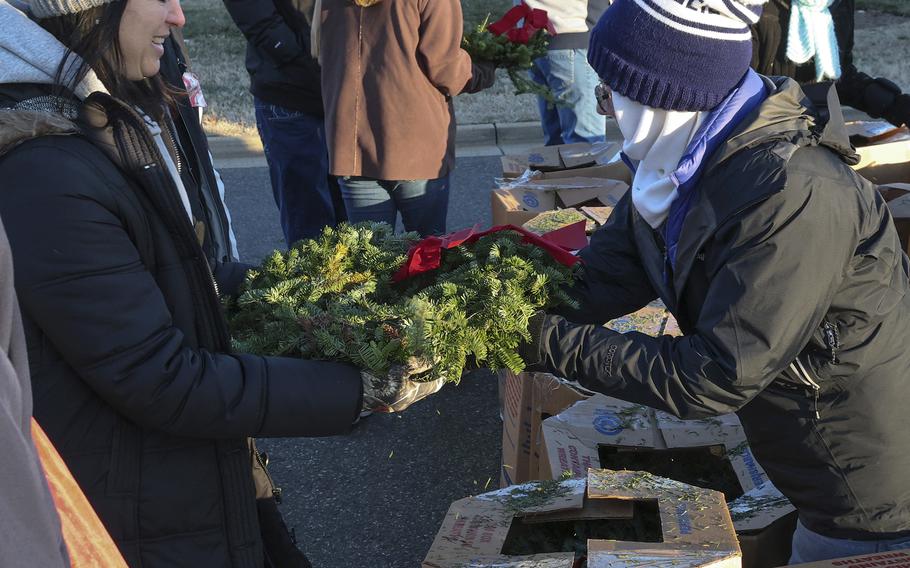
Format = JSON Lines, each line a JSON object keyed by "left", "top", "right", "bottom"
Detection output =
{"left": 29, "top": 0, "right": 117, "bottom": 19}
{"left": 588, "top": 0, "right": 767, "bottom": 111}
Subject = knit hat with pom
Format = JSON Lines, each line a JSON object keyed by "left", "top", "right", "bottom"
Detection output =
{"left": 588, "top": 0, "right": 767, "bottom": 111}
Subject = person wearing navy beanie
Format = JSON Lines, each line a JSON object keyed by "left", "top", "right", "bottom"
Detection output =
{"left": 518, "top": 0, "right": 910, "bottom": 564}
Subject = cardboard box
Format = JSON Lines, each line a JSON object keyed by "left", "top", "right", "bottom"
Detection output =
{"left": 499, "top": 303, "right": 680, "bottom": 488}
{"left": 853, "top": 138, "right": 910, "bottom": 186}
{"left": 878, "top": 183, "right": 910, "bottom": 255}
{"left": 423, "top": 469, "right": 742, "bottom": 568}
{"left": 542, "top": 395, "right": 796, "bottom": 568}
{"left": 789, "top": 551, "right": 910, "bottom": 568}
{"left": 499, "top": 371, "right": 589, "bottom": 488}
{"left": 501, "top": 142, "right": 621, "bottom": 177}
{"left": 491, "top": 177, "right": 629, "bottom": 228}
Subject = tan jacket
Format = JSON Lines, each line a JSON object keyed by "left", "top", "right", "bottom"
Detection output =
{"left": 319, "top": 0, "right": 477, "bottom": 180}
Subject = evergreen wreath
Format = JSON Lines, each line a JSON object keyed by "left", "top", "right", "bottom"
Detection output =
{"left": 226, "top": 222, "right": 577, "bottom": 383}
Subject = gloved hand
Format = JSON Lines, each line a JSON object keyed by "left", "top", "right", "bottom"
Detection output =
{"left": 884, "top": 93, "right": 910, "bottom": 128}
{"left": 361, "top": 358, "right": 445, "bottom": 413}
{"left": 464, "top": 61, "right": 497, "bottom": 94}
{"left": 516, "top": 310, "right": 549, "bottom": 371}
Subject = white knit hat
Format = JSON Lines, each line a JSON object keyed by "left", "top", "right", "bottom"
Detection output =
{"left": 29, "top": 0, "right": 117, "bottom": 19}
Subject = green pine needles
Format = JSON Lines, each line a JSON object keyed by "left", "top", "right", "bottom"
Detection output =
{"left": 226, "top": 222, "right": 577, "bottom": 383}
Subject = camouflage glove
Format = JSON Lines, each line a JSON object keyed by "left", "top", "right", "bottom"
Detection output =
{"left": 361, "top": 358, "right": 445, "bottom": 413}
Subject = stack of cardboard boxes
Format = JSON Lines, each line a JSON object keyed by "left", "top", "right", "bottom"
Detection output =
{"left": 423, "top": 469, "right": 743, "bottom": 568}
{"left": 491, "top": 142, "right": 631, "bottom": 229}
{"left": 542, "top": 395, "right": 797, "bottom": 568}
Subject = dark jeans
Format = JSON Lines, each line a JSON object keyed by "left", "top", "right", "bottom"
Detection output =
{"left": 338, "top": 176, "right": 449, "bottom": 237}
{"left": 254, "top": 98, "right": 339, "bottom": 246}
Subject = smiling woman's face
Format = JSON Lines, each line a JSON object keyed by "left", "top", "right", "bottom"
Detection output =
{"left": 117, "top": 0, "right": 185, "bottom": 80}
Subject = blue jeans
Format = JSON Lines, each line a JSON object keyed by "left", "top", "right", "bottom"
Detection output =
{"left": 789, "top": 521, "right": 910, "bottom": 564}
{"left": 338, "top": 176, "right": 449, "bottom": 237}
{"left": 530, "top": 49, "right": 606, "bottom": 146}
{"left": 254, "top": 98, "right": 337, "bottom": 246}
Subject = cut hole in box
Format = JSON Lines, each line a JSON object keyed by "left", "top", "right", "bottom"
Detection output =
{"left": 597, "top": 444, "right": 745, "bottom": 501}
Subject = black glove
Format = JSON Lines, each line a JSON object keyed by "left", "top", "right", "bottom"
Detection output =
{"left": 883, "top": 93, "right": 910, "bottom": 129}
{"left": 517, "top": 310, "right": 549, "bottom": 371}
{"left": 464, "top": 61, "right": 497, "bottom": 94}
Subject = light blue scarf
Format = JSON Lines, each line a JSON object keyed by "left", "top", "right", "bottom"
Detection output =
{"left": 786, "top": 0, "right": 841, "bottom": 81}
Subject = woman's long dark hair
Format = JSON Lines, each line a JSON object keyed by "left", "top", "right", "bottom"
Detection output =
{"left": 39, "top": 1, "right": 173, "bottom": 121}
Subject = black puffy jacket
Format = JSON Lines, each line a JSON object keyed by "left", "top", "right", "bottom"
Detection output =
{"left": 0, "top": 86, "right": 362, "bottom": 567}
{"left": 527, "top": 78, "right": 910, "bottom": 539}
{"left": 223, "top": 0, "right": 323, "bottom": 115}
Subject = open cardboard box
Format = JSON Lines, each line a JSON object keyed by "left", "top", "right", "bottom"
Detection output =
{"left": 876, "top": 182, "right": 910, "bottom": 255}
{"left": 852, "top": 132, "right": 910, "bottom": 186}
{"left": 543, "top": 395, "right": 796, "bottom": 568}
{"left": 501, "top": 142, "right": 622, "bottom": 177}
{"left": 499, "top": 303, "right": 680, "bottom": 488}
{"left": 423, "top": 469, "right": 742, "bottom": 568}
{"left": 788, "top": 550, "right": 910, "bottom": 568}
{"left": 491, "top": 174, "right": 630, "bottom": 228}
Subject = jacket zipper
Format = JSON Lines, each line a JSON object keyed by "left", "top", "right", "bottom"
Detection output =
{"left": 790, "top": 358, "right": 821, "bottom": 419}
{"left": 170, "top": 106, "right": 233, "bottom": 262}
{"left": 823, "top": 320, "right": 840, "bottom": 364}
{"left": 253, "top": 447, "right": 283, "bottom": 503}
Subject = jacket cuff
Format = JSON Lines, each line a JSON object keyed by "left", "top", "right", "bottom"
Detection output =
{"left": 257, "top": 356, "right": 363, "bottom": 436}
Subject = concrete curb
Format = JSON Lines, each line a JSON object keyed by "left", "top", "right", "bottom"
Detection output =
{"left": 207, "top": 121, "right": 546, "bottom": 164}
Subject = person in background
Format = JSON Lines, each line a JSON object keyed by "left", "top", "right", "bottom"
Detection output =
{"left": 314, "top": 0, "right": 496, "bottom": 237}
{"left": 0, "top": 0, "right": 439, "bottom": 566}
{"left": 223, "top": 0, "right": 343, "bottom": 247}
{"left": 520, "top": 0, "right": 611, "bottom": 145}
{"left": 0, "top": 216, "right": 69, "bottom": 568}
{"left": 751, "top": 0, "right": 910, "bottom": 127}
{"left": 518, "top": 0, "right": 910, "bottom": 562}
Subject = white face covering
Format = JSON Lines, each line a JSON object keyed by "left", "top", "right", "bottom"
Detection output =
{"left": 613, "top": 93, "right": 707, "bottom": 229}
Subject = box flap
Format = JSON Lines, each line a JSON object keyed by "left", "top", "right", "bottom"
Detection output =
{"left": 556, "top": 180, "right": 628, "bottom": 208}
{"left": 588, "top": 541, "right": 741, "bottom": 568}
{"left": 559, "top": 142, "right": 619, "bottom": 169}
{"left": 789, "top": 550, "right": 910, "bottom": 568}
{"left": 654, "top": 411, "right": 747, "bottom": 449}
{"left": 587, "top": 469, "right": 741, "bottom": 553}
{"left": 526, "top": 146, "right": 563, "bottom": 169}
{"left": 854, "top": 140, "right": 910, "bottom": 185}
{"left": 727, "top": 481, "right": 796, "bottom": 532}
{"left": 542, "top": 395, "right": 792, "bottom": 531}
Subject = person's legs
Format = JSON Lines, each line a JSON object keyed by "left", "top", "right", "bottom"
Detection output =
{"left": 392, "top": 176, "right": 450, "bottom": 237}
{"left": 537, "top": 49, "right": 606, "bottom": 145}
{"left": 530, "top": 57, "right": 564, "bottom": 146}
{"left": 337, "top": 177, "right": 398, "bottom": 227}
{"left": 254, "top": 98, "right": 336, "bottom": 246}
{"left": 789, "top": 520, "right": 910, "bottom": 564}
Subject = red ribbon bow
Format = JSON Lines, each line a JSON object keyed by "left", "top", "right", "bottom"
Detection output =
{"left": 487, "top": 1, "right": 557, "bottom": 44}
{"left": 391, "top": 222, "right": 586, "bottom": 283}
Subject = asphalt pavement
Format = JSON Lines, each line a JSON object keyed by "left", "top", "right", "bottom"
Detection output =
{"left": 219, "top": 155, "right": 509, "bottom": 568}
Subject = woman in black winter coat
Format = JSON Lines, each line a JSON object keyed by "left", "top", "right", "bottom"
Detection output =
{"left": 0, "top": 0, "right": 436, "bottom": 565}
